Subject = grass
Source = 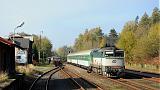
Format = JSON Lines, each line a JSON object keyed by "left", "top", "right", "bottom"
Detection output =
{"left": 16, "top": 64, "right": 35, "bottom": 75}
{"left": 126, "top": 63, "right": 160, "bottom": 74}
{"left": 34, "top": 64, "right": 53, "bottom": 73}
{"left": 0, "top": 72, "right": 8, "bottom": 83}
{"left": 16, "top": 63, "right": 54, "bottom": 77}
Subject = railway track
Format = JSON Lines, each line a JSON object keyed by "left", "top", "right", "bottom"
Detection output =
{"left": 61, "top": 68, "right": 103, "bottom": 90}
{"left": 28, "top": 65, "right": 159, "bottom": 90}
{"left": 29, "top": 67, "right": 61, "bottom": 90}
{"left": 97, "top": 75, "right": 159, "bottom": 90}
{"left": 66, "top": 64, "right": 160, "bottom": 90}
{"left": 103, "top": 72, "right": 159, "bottom": 90}
{"left": 29, "top": 66, "right": 103, "bottom": 90}
{"left": 118, "top": 78, "right": 158, "bottom": 90}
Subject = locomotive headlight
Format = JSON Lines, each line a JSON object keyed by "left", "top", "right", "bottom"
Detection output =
{"left": 112, "top": 60, "right": 117, "bottom": 63}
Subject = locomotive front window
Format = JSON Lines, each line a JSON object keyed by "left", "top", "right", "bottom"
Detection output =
{"left": 115, "top": 51, "right": 124, "bottom": 57}
{"left": 105, "top": 53, "right": 113, "bottom": 57}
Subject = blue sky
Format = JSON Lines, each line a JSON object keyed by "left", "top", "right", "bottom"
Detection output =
{"left": 0, "top": 0, "right": 159, "bottom": 49}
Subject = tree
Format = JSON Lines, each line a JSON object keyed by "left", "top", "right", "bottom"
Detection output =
{"left": 136, "top": 12, "right": 151, "bottom": 38}
{"left": 133, "top": 23, "right": 160, "bottom": 61}
{"left": 74, "top": 34, "right": 84, "bottom": 51}
{"left": 32, "top": 34, "right": 52, "bottom": 62}
{"left": 99, "top": 36, "right": 107, "bottom": 48}
{"left": 116, "top": 21, "right": 136, "bottom": 62}
{"left": 74, "top": 27, "right": 104, "bottom": 51}
{"left": 139, "top": 12, "right": 150, "bottom": 27}
{"left": 117, "top": 8, "right": 160, "bottom": 64}
{"left": 32, "top": 44, "right": 39, "bottom": 61}
{"left": 134, "top": 16, "right": 139, "bottom": 30}
{"left": 41, "top": 37, "right": 52, "bottom": 58}
{"left": 107, "top": 28, "right": 118, "bottom": 46}
{"left": 151, "top": 7, "right": 160, "bottom": 24}
{"left": 56, "top": 46, "right": 73, "bottom": 61}
{"left": 135, "top": 16, "right": 139, "bottom": 25}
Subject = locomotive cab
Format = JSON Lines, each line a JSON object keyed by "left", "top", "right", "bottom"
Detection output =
{"left": 104, "top": 50, "right": 125, "bottom": 77}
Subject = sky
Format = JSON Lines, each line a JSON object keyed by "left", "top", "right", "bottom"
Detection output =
{"left": 0, "top": 0, "right": 159, "bottom": 49}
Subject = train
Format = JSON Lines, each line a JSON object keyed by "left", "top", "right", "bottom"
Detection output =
{"left": 52, "top": 56, "right": 62, "bottom": 67}
{"left": 67, "top": 47, "right": 125, "bottom": 77}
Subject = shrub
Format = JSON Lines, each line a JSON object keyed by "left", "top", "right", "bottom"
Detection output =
{"left": 16, "top": 64, "right": 35, "bottom": 75}
{"left": 0, "top": 72, "right": 8, "bottom": 83}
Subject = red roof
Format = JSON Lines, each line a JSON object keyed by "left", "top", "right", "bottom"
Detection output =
{"left": 0, "top": 37, "right": 15, "bottom": 46}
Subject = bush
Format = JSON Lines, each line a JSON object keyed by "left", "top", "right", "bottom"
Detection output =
{"left": 16, "top": 64, "right": 35, "bottom": 75}
{"left": 0, "top": 72, "right": 8, "bottom": 83}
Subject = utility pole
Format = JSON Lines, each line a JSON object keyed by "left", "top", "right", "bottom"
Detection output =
{"left": 43, "top": 52, "right": 44, "bottom": 62}
{"left": 39, "top": 31, "right": 43, "bottom": 63}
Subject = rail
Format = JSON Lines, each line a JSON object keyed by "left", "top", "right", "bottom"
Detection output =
{"left": 61, "top": 68, "right": 103, "bottom": 90}
{"left": 61, "top": 68, "right": 85, "bottom": 90}
{"left": 29, "top": 67, "right": 60, "bottom": 90}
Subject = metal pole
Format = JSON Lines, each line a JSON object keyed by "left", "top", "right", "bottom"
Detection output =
{"left": 91, "top": 38, "right": 93, "bottom": 48}
{"left": 43, "top": 52, "right": 44, "bottom": 62}
{"left": 39, "top": 32, "right": 41, "bottom": 63}
{"left": 39, "top": 51, "right": 41, "bottom": 62}
{"left": 13, "top": 28, "right": 16, "bottom": 43}
{"left": 39, "top": 31, "right": 43, "bottom": 63}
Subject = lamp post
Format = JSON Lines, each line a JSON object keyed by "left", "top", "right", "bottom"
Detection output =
{"left": 13, "top": 22, "right": 24, "bottom": 43}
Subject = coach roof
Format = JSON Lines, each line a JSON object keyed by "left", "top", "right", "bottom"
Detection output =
{"left": 67, "top": 50, "right": 94, "bottom": 56}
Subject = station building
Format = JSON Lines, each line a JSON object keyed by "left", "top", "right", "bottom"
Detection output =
{"left": 0, "top": 37, "right": 15, "bottom": 75}
{"left": 10, "top": 34, "right": 34, "bottom": 64}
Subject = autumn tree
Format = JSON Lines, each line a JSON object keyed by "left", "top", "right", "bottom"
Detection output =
{"left": 133, "top": 23, "right": 160, "bottom": 61}
{"left": 99, "top": 36, "right": 107, "bottom": 48}
{"left": 56, "top": 46, "right": 73, "bottom": 61}
{"left": 135, "top": 12, "right": 151, "bottom": 38}
{"left": 117, "top": 7, "right": 160, "bottom": 64}
{"left": 151, "top": 7, "right": 160, "bottom": 24}
{"left": 117, "top": 21, "right": 136, "bottom": 62}
{"left": 74, "top": 27, "right": 104, "bottom": 51}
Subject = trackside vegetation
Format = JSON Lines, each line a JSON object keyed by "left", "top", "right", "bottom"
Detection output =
{"left": 0, "top": 72, "right": 8, "bottom": 83}
{"left": 32, "top": 34, "right": 52, "bottom": 63}
{"left": 56, "top": 7, "right": 160, "bottom": 72}
{"left": 117, "top": 7, "right": 160, "bottom": 65}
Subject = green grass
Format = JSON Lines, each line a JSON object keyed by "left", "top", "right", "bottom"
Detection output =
{"left": 34, "top": 64, "right": 54, "bottom": 73}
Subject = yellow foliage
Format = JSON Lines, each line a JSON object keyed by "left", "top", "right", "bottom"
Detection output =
{"left": 132, "top": 23, "right": 160, "bottom": 61}
{"left": 16, "top": 64, "right": 35, "bottom": 75}
{"left": 0, "top": 72, "right": 8, "bottom": 83}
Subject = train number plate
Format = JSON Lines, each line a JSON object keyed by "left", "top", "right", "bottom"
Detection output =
{"left": 112, "top": 60, "right": 117, "bottom": 63}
